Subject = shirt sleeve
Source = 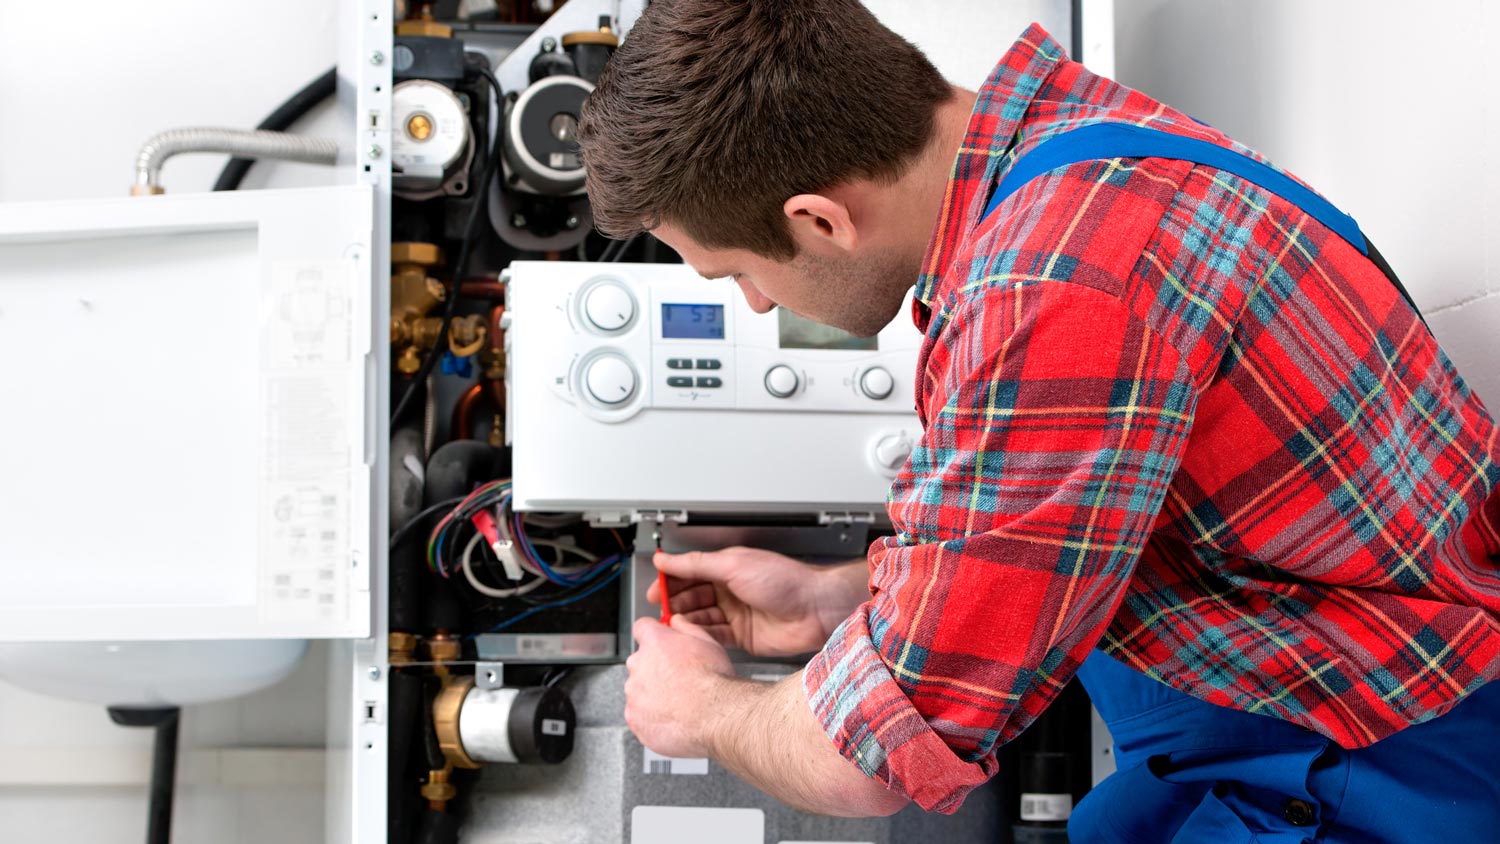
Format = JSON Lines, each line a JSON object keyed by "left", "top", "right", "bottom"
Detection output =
{"left": 803, "top": 280, "right": 1198, "bottom": 813}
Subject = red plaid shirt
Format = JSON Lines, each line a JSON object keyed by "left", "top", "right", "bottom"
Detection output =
{"left": 803, "top": 24, "right": 1500, "bottom": 812}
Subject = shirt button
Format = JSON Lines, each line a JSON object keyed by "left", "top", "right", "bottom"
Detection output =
{"left": 1283, "top": 798, "right": 1316, "bottom": 826}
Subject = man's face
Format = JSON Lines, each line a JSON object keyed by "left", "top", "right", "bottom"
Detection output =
{"left": 651, "top": 222, "right": 910, "bottom": 337}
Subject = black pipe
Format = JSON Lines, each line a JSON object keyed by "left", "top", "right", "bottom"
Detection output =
{"left": 213, "top": 67, "right": 337, "bottom": 192}
{"left": 388, "top": 671, "right": 425, "bottom": 844}
{"left": 108, "top": 706, "right": 181, "bottom": 844}
{"left": 415, "top": 810, "right": 462, "bottom": 844}
{"left": 391, "top": 426, "right": 429, "bottom": 635}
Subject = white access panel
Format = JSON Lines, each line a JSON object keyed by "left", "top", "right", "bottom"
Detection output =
{"left": 506, "top": 261, "right": 923, "bottom": 515}
{"left": 0, "top": 185, "right": 376, "bottom": 641}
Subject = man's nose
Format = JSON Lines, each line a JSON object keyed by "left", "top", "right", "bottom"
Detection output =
{"left": 736, "top": 278, "right": 775, "bottom": 313}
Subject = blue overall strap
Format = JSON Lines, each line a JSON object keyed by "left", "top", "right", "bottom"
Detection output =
{"left": 982, "top": 122, "right": 1369, "bottom": 256}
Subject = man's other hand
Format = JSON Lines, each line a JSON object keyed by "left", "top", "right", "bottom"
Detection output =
{"left": 625, "top": 616, "right": 735, "bottom": 758}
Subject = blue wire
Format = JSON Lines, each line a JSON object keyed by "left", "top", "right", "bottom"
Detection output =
{"left": 479, "top": 559, "right": 624, "bottom": 634}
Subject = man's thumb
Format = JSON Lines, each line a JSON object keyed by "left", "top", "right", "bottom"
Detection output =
{"left": 669, "top": 614, "right": 719, "bottom": 645}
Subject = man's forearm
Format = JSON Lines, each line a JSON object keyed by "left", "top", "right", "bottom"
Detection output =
{"left": 702, "top": 669, "right": 908, "bottom": 817}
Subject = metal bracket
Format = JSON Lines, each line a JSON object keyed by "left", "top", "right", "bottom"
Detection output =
{"left": 475, "top": 662, "right": 505, "bottom": 690}
{"left": 587, "top": 508, "right": 687, "bottom": 528}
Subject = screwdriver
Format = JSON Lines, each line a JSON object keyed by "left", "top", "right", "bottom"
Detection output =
{"left": 653, "top": 531, "right": 672, "bottom": 624}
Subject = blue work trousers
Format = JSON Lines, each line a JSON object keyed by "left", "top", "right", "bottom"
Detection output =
{"left": 1070, "top": 651, "right": 1500, "bottom": 843}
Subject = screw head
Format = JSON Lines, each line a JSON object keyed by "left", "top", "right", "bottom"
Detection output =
{"left": 367, "top": 145, "right": 383, "bottom": 160}
{"left": 541, "top": 36, "right": 557, "bottom": 52}
{"left": 370, "top": 51, "right": 385, "bottom": 65}
{"left": 367, "top": 666, "right": 381, "bottom": 681}
{"left": 511, "top": 213, "right": 528, "bottom": 229}
{"left": 565, "top": 215, "right": 580, "bottom": 230}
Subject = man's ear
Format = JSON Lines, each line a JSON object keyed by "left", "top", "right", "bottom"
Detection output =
{"left": 783, "top": 193, "right": 858, "bottom": 255}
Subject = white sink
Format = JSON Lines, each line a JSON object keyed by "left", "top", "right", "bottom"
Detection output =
{"left": 0, "top": 639, "right": 308, "bottom": 707}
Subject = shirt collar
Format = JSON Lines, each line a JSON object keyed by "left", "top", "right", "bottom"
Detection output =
{"left": 912, "top": 23, "right": 1069, "bottom": 311}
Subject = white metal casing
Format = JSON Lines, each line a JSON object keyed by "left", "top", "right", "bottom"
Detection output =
{"left": 0, "top": 186, "right": 376, "bottom": 642}
{"left": 505, "top": 261, "right": 923, "bottom": 516}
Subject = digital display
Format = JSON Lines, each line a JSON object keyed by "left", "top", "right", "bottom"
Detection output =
{"left": 660, "top": 303, "right": 725, "bottom": 340}
{"left": 777, "top": 308, "right": 878, "bottom": 351}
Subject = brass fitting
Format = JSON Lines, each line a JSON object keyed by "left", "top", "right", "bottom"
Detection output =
{"left": 396, "top": 20, "right": 452, "bottom": 38}
{"left": 433, "top": 676, "right": 482, "bottom": 770}
{"left": 487, "top": 415, "right": 504, "bottom": 448}
{"left": 421, "top": 765, "right": 458, "bottom": 809}
{"left": 389, "top": 632, "right": 418, "bottom": 665}
{"left": 479, "top": 347, "right": 506, "bottom": 381}
{"left": 448, "top": 315, "right": 488, "bottom": 357}
{"left": 129, "top": 184, "right": 165, "bottom": 197}
{"left": 428, "top": 632, "right": 462, "bottom": 664}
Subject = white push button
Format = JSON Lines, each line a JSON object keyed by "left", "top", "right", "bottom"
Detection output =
{"left": 764, "top": 365, "right": 799, "bottom": 398}
{"left": 859, "top": 367, "right": 895, "bottom": 400}
{"left": 581, "top": 282, "right": 636, "bottom": 333}
{"left": 583, "top": 355, "right": 637, "bottom": 405}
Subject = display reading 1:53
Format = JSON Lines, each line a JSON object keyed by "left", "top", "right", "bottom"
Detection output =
{"left": 661, "top": 303, "right": 725, "bottom": 340}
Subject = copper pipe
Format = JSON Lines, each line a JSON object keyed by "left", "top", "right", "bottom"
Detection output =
{"left": 459, "top": 281, "right": 506, "bottom": 300}
{"left": 452, "top": 384, "right": 484, "bottom": 441}
{"left": 488, "top": 378, "right": 506, "bottom": 417}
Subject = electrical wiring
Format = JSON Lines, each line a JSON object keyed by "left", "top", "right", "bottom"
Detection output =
{"left": 459, "top": 532, "right": 606, "bottom": 599}
{"left": 460, "top": 531, "right": 547, "bottom": 598}
{"left": 426, "top": 479, "right": 625, "bottom": 599}
{"left": 389, "top": 495, "right": 468, "bottom": 548}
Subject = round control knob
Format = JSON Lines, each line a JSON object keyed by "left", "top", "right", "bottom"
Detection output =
{"left": 872, "top": 433, "right": 915, "bottom": 473}
{"left": 582, "top": 354, "right": 637, "bottom": 405}
{"left": 581, "top": 282, "right": 636, "bottom": 333}
{"left": 764, "top": 365, "right": 800, "bottom": 399}
{"left": 859, "top": 367, "right": 895, "bottom": 400}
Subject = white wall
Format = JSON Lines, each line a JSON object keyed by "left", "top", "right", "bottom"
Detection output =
{"left": 0, "top": 1, "right": 342, "bottom": 842}
{"left": 1114, "top": 0, "right": 1499, "bottom": 404}
{"left": 862, "top": 0, "right": 1075, "bottom": 89}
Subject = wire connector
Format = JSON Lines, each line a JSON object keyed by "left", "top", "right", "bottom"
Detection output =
{"left": 471, "top": 510, "right": 524, "bottom": 581}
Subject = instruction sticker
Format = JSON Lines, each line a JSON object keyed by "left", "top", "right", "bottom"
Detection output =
{"left": 259, "top": 260, "right": 357, "bottom": 624}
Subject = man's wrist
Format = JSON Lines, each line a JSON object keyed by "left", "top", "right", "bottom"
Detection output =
{"left": 812, "top": 559, "right": 871, "bottom": 638}
{"left": 698, "top": 673, "right": 765, "bottom": 758}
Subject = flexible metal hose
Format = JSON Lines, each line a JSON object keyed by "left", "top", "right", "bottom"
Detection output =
{"left": 132, "top": 128, "right": 338, "bottom": 194}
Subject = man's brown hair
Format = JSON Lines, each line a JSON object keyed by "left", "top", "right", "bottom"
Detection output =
{"left": 579, "top": 0, "right": 952, "bottom": 260}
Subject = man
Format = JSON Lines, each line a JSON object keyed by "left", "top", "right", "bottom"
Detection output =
{"left": 578, "top": 1, "right": 1500, "bottom": 840}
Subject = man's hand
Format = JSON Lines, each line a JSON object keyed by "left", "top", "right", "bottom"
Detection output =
{"left": 625, "top": 616, "right": 735, "bottom": 758}
{"left": 648, "top": 547, "right": 868, "bottom": 657}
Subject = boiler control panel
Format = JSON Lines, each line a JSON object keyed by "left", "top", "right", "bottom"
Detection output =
{"left": 505, "top": 261, "right": 922, "bottom": 516}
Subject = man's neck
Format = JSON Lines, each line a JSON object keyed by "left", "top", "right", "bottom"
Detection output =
{"left": 891, "top": 85, "right": 979, "bottom": 277}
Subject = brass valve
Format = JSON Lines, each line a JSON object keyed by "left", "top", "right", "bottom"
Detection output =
{"left": 391, "top": 242, "right": 447, "bottom": 375}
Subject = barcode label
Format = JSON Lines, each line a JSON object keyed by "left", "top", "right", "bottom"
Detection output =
{"left": 642, "top": 748, "right": 709, "bottom": 775}
{"left": 1019, "top": 792, "right": 1072, "bottom": 822}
